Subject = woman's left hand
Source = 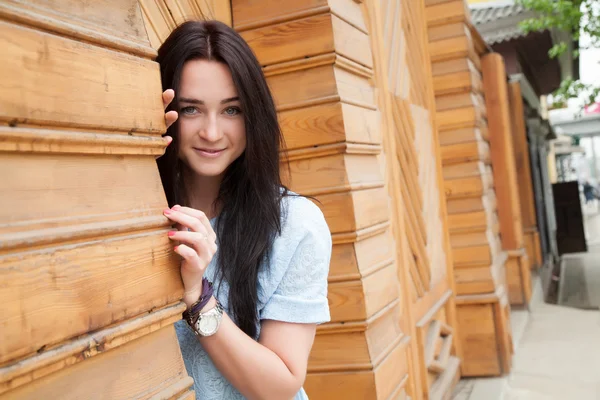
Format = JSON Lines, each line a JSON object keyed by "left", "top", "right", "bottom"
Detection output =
{"left": 164, "top": 205, "right": 218, "bottom": 308}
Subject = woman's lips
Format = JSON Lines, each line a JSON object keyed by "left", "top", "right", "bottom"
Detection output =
{"left": 193, "top": 148, "right": 225, "bottom": 158}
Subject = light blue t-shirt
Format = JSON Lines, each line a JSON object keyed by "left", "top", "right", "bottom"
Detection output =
{"left": 175, "top": 194, "right": 332, "bottom": 399}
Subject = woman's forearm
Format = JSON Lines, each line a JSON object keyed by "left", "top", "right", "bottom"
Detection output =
{"left": 198, "top": 301, "right": 305, "bottom": 400}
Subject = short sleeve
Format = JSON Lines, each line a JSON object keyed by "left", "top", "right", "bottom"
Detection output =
{"left": 259, "top": 198, "right": 332, "bottom": 325}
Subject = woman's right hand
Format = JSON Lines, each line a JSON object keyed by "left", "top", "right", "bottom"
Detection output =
{"left": 158, "top": 89, "right": 179, "bottom": 158}
{"left": 164, "top": 205, "right": 218, "bottom": 308}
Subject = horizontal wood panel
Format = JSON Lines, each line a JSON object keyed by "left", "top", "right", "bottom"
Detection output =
{"left": 433, "top": 70, "right": 482, "bottom": 97}
{"left": 365, "top": 303, "right": 403, "bottom": 365}
{"left": 241, "top": 14, "right": 334, "bottom": 66}
{"left": 332, "top": 15, "right": 373, "bottom": 68}
{"left": 1, "top": 325, "right": 191, "bottom": 399}
{"left": 452, "top": 244, "right": 492, "bottom": 266}
{"left": 268, "top": 64, "right": 337, "bottom": 109}
{"left": 443, "top": 160, "right": 488, "bottom": 180}
{"left": 279, "top": 102, "right": 346, "bottom": 149}
{"left": 427, "top": 22, "right": 468, "bottom": 42}
{"left": 233, "top": 0, "right": 327, "bottom": 31}
{"left": 363, "top": 265, "right": 399, "bottom": 318}
{"left": 441, "top": 141, "right": 490, "bottom": 165}
{"left": 306, "top": 369, "right": 375, "bottom": 400}
{"left": 454, "top": 266, "right": 495, "bottom": 295}
{"left": 327, "top": 279, "right": 367, "bottom": 322}
{"left": 0, "top": 0, "right": 155, "bottom": 58}
{"left": 288, "top": 153, "right": 383, "bottom": 195}
{"left": 428, "top": 36, "right": 470, "bottom": 63}
{"left": 334, "top": 67, "right": 376, "bottom": 108}
{"left": 438, "top": 127, "right": 486, "bottom": 146}
{"left": 426, "top": 0, "right": 470, "bottom": 27}
{"left": 456, "top": 303, "right": 503, "bottom": 376}
{"left": 342, "top": 103, "right": 382, "bottom": 144}
{"left": 435, "top": 92, "right": 485, "bottom": 113}
{"left": 373, "top": 337, "right": 410, "bottom": 400}
{"left": 0, "top": 20, "right": 164, "bottom": 133}
{"left": 446, "top": 191, "right": 496, "bottom": 215}
{"left": 309, "top": 330, "right": 371, "bottom": 371}
{"left": 0, "top": 232, "right": 182, "bottom": 364}
{"left": 329, "top": 242, "right": 359, "bottom": 281}
{"left": 444, "top": 174, "right": 492, "bottom": 200}
{"left": 437, "top": 106, "right": 485, "bottom": 131}
{"left": 0, "top": 153, "right": 166, "bottom": 230}
{"left": 448, "top": 210, "right": 494, "bottom": 233}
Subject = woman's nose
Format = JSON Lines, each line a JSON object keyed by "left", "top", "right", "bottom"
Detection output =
{"left": 199, "top": 115, "right": 222, "bottom": 142}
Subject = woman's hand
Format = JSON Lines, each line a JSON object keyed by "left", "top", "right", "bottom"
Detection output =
{"left": 164, "top": 205, "right": 218, "bottom": 308}
{"left": 157, "top": 89, "right": 178, "bottom": 158}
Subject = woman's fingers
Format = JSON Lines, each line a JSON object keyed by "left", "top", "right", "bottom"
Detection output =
{"left": 172, "top": 205, "right": 216, "bottom": 241}
{"left": 164, "top": 208, "right": 209, "bottom": 236}
{"left": 163, "top": 89, "right": 175, "bottom": 110}
{"left": 155, "top": 136, "right": 173, "bottom": 160}
{"left": 168, "top": 230, "right": 217, "bottom": 258}
{"left": 165, "top": 110, "right": 178, "bottom": 129}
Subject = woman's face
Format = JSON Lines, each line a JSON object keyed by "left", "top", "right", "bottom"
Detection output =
{"left": 177, "top": 60, "right": 246, "bottom": 179}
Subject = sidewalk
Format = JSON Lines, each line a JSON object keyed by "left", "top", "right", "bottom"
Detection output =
{"left": 454, "top": 271, "right": 600, "bottom": 399}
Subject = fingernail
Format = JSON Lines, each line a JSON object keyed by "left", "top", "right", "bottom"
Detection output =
{"left": 163, "top": 208, "right": 172, "bottom": 214}
{"left": 168, "top": 231, "right": 176, "bottom": 237}
{"left": 173, "top": 205, "right": 181, "bottom": 210}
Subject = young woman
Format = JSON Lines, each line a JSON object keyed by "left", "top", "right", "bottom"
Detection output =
{"left": 156, "top": 20, "right": 332, "bottom": 399}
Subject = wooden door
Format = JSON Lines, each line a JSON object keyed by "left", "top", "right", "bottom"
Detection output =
{"left": 553, "top": 181, "right": 588, "bottom": 255}
{"left": 0, "top": 1, "right": 199, "bottom": 398}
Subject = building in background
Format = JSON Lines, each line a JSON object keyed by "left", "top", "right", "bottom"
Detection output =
{"left": 469, "top": 0, "right": 580, "bottom": 267}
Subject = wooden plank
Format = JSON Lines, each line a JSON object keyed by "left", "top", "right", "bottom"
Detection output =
{"left": 456, "top": 303, "right": 502, "bottom": 376}
{"left": 506, "top": 250, "right": 532, "bottom": 306}
{"left": 441, "top": 141, "right": 490, "bottom": 165}
{"left": 437, "top": 105, "right": 485, "bottom": 131}
{"left": 438, "top": 126, "right": 487, "bottom": 146}
{"left": 241, "top": 14, "right": 334, "bottom": 66}
{"left": 317, "top": 187, "right": 389, "bottom": 234}
{"left": 433, "top": 69, "right": 483, "bottom": 97}
{"left": 481, "top": 54, "right": 524, "bottom": 250}
{"left": 508, "top": 81, "right": 538, "bottom": 230}
{"left": 1, "top": 326, "right": 192, "bottom": 399}
{"left": 0, "top": 20, "right": 164, "bottom": 133}
{"left": 233, "top": 0, "right": 328, "bottom": 31}
{"left": 427, "top": 22, "right": 468, "bottom": 42}
{"left": 0, "top": 0, "right": 155, "bottom": 58}
{"left": 425, "top": 0, "right": 470, "bottom": 28}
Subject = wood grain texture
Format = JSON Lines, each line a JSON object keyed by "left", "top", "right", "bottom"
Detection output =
{"left": 481, "top": 54, "right": 524, "bottom": 250}
{"left": 0, "top": 2, "right": 195, "bottom": 397}
{"left": 508, "top": 81, "right": 539, "bottom": 235}
{"left": 0, "top": 21, "right": 164, "bottom": 133}
{"left": 0, "top": 0, "right": 155, "bottom": 58}
{"left": 2, "top": 326, "right": 192, "bottom": 400}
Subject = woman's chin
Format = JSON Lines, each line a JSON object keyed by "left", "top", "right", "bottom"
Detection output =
{"left": 191, "top": 166, "right": 226, "bottom": 179}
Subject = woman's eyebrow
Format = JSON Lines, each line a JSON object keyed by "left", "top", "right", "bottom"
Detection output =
{"left": 178, "top": 97, "right": 239, "bottom": 105}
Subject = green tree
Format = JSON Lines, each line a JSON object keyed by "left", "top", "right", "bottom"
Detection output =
{"left": 517, "top": 0, "right": 599, "bottom": 109}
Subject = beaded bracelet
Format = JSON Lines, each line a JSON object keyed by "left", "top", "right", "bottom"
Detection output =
{"left": 182, "top": 278, "right": 214, "bottom": 324}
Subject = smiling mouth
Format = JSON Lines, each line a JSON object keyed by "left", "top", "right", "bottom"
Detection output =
{"left": 193, "top": 148, "right": 226, "bottom": 157}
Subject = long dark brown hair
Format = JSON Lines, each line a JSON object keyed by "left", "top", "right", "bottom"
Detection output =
{"left": 156, "top": 20, "right": 289, "bottom": 338}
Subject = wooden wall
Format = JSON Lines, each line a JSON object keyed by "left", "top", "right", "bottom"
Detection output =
{"left": 233, "top": 0, "right": 461, "bottom": 398}
{"left": 0, "top": 1, "right": 193, "bottom": 398}
{"left": 481, "top": 54, "right": 532, "bottom": 307}
{"left": 508, "top": 80, "right": 543, "bottom": 270}
{"left": 425, "top": 0, "right": 516, "bottom": 377}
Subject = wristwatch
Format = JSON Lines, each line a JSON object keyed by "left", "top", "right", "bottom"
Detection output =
{"left": 190, "top": 300, "right": 224, "bottom": 337}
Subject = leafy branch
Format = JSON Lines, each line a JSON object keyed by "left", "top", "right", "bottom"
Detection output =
{"left": 517, "top": 0, "right": 600, "bottom": 109}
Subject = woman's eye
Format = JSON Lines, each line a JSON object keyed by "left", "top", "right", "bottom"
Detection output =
{"left": 224, "top": 107, "right": 241, "bottom": 116}
{"left": 180, "top": 106, "right": 198, "bottom": 115}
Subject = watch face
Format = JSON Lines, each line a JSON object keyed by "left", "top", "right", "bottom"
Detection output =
{"left": 198, "top": 315, "right": 218, "bottom": 335}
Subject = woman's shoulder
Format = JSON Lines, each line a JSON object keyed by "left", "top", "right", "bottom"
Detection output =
{"left": 280, "top": 192, "right": 329, "bottom": 237}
